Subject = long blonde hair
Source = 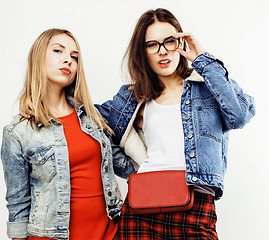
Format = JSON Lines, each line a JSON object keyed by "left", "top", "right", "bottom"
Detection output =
{"left": 19, "top": 28, "right": 111, "bottom": 131}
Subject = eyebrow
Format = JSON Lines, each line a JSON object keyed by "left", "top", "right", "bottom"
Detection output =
{"left": 145, "top": 35, "right": 175, "bottom": 43}
{"left": 52, "top": 43, "right": 78, "bottom": 54}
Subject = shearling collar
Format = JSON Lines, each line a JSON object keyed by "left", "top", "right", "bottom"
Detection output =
{"left": 185, "top": 69, "right": 204, "bottom": 82}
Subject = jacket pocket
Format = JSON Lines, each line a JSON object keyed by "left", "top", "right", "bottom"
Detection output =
{"left": 197, "top": 105, "right": 223, "bottom": 143}
{"left": 27, "top": 147, "right": 56, "bottom": 182}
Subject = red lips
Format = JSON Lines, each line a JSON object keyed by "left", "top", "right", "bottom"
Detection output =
{"left": 158, "top": 59, "right": 171, "bottom": 64}
{"left": 60, "top": 67, "right": 71, "bottom": 75}
{"left": 158, "top": 59, "right": 171, "bottom": 68}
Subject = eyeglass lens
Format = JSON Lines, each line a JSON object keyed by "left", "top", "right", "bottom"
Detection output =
{"left": 145, "top": 37, "right": 179, "bottom": 54}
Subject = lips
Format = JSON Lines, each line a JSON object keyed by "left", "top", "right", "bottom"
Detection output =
{"left": 158, "top": 59, "right": 171, "bottom": 67}
{"left": 60, "top": 67, "right": 71, "bottom": 75}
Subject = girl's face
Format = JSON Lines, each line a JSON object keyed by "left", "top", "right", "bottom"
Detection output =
{"left": 45, "top": 33, "right": 78, "bottom": 90}
{"left": 145, "top": 21, "right": 182, "bottom": 81}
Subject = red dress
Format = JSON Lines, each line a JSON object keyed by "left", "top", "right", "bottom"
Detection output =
{"left": 29, "top": 110, "right": 117, "bottom": 240}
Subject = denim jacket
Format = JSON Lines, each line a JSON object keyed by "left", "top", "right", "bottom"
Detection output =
{"left": 96, "top": 52, "right": 255, "bottom": 200}
{"left": 1, "top": 98, "right": 135, "bottom": 239}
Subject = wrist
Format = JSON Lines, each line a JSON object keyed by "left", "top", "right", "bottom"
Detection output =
{"left": 191, "top": 52, "right": 216, "bottom": 75}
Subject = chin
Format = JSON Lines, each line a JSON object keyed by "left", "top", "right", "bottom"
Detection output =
{"left": 158, "top": 70, "right": 176, "bottom": 77}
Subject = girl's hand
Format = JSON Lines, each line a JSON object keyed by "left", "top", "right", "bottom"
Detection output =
{"left": 174, "top": 32, "right": 205, "bottom": 62}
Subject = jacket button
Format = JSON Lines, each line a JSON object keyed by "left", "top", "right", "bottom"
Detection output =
{"left": 60, "top": 186, "right": 68, "bottom": 190}
{"left": 108, "top": 191, "right": 112, "bottom": 197}
{"left": 188, "top": 134, "right": 193, "bottom": 139}
{"left": 37, "top": 154, "right": 42, "bottom": 161}
{"left": 186, "top": 116, "right": 190, "bottom": 120}
{"left": 185, "top": 100, "right": 190, "bottom": 105}
{"left": 102, "top": 142, "right": 106, "bottom": 147}
{"left": 192, "top": 176, "right": 198, "bottom": 182}
{"left": 190, "top": 153, "right": 195, "bottom": 158}
{"left": 105, "top": 165, "right": 109, "bottom": 172}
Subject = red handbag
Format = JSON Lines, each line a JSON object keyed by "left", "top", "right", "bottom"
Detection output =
{"left": 128, "top": 170, "right": 194, "bottom": 214}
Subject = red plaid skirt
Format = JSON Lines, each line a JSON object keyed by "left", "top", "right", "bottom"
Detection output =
{"left": 116, "top": 191, "right": 218, "bottom": 240}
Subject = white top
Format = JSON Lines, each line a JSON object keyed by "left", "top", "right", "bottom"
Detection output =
{"left": 138, "top": 100, "right": 186, "bottom": 173}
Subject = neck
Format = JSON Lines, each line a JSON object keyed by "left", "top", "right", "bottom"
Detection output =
{"left": 46, "top": 87, "right": 74, "bottom": 118}
{"left": 155, "top": 74, "right": 183, "bottom": 105}
{"left": 158, "top": 72, "right": 182, "bottom": 89}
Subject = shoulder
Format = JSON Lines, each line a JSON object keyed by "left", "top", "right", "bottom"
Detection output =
{"left": 114, "top": 84, "right": 137, "bottom": 105}
{"left": 3, "top": 115, "right": 35, "bottom": 140}
{"left": 117, "top": 84, "right": 135, "bottom": 96}
{"left": 4, "top": 115, "right": 25, "bottom": 132}
{"left": 111, "top": 84, "right": 138, "bottom": 109}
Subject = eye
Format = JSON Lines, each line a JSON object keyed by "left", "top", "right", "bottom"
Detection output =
{"left": 145, "top": 41, "right": 158, "bottom": 49}
{"left": 165, "top": 37, "right": 177, "bottom": 45}
{"left": 71, "top": 55, "right": 78, "bottom": 62}
{"left": 53, "top": 49, "right": 62, "bottom": 53}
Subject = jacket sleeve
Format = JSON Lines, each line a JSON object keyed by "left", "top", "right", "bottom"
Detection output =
{"left": 110, "top": 140, "right": 137, "bottom": 178}
{"left": 95, "top": 100, "right": 113, "bottom": 124}
{"left": 192, "top": 52, "right": 255, "bottom": 130}
{"left": 1, "top": 127, "right": 30, "bottom": 238}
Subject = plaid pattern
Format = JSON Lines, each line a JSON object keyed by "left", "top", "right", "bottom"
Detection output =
{"left": 116, "top": 192, "right": 218, "bottom": 240}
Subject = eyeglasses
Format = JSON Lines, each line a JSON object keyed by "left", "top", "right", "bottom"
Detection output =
{"left": 145, "top": 36, "right": 180, "bottom": 54}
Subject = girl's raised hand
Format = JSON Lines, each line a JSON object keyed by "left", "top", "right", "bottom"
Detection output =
{"left": 174, "top": 33, "right": 205, "bottom": 62}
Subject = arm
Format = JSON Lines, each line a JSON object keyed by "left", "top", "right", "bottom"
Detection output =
{"left": 1, "top": 128, "right": 31, "bottom": 239}
{"left": 95, "top": 100, "right": 113, "bottom": 125}
{"left": 176, "top": 33, "right": 255, "bottom": 129}
{"left": 95, "top": 84, "right": 137, "bottom": 140}
{"left": 110, "top": 138, "right": 136, "bottom": 179}
{"left": 192, "top": 53, "right": 255, "bottom": 129}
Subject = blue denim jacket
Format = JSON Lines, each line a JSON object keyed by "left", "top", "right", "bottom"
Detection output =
{"left": 1, "top": 98, "right": 135, "bottom": 239}
{"left": 96, "top": 53, "right": 255, "bottom": 200}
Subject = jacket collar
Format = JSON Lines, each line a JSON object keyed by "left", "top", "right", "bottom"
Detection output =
{"left": 185, "top": 70, "right": 204, "bottom": 82}
{"left": 66, "top": 95, "right": 85, "bottom": 114}
{"left": 37, "top": 95, "right": 84, "bottom": 128}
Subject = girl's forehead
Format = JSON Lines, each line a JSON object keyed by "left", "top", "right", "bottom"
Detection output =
{"left": 48, "top": 34, "right": 78, "bottom": 51}
{"left": 145, "top": 22, "right": 177, "bottom": 42}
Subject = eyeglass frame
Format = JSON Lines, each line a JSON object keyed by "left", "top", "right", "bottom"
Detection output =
{"left": 144, "top": 36, "right": 180, "bottom": 54}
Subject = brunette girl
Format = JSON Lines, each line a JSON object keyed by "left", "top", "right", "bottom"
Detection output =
{"left": 96, "top": 8, "right": 255, "bottom": 239}
{"left": 1, "top": 28, "right": 134, "bottom": 240}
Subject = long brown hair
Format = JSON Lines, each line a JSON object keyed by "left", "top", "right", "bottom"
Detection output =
{"left": 123, "top": 8, "right": 193, "bottom": 102}
{"left": 19, "top": 28, "right": 111, "bottom": 132}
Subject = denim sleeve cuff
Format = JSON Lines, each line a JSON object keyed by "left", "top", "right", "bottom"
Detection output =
{"left": 7, "top": 220, "right": 28, "bottom": 238}
{"left": 191, "top": 52, "right": 217, "bottom": 75}
{"left": 192, "top": 52, "right": 229, "bottom": 78}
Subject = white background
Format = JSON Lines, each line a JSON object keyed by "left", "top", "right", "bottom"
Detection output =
{"left": 0, "top": 0, "right": 268, "bottom": 239}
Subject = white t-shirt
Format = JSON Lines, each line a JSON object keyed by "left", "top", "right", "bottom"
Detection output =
{"left": 138, "top": 100, "right": 186, "bottom": 173}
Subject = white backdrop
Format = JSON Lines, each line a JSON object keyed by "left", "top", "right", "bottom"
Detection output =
{"left": 0, "top": 0, "right": 268, "bottom": 239}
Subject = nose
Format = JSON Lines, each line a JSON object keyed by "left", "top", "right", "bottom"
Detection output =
{"left": 63, "top": 55, "right": 72, "bottom": 65}
{"left": 158, "top": 45, "right": 168, "bottom": 55}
